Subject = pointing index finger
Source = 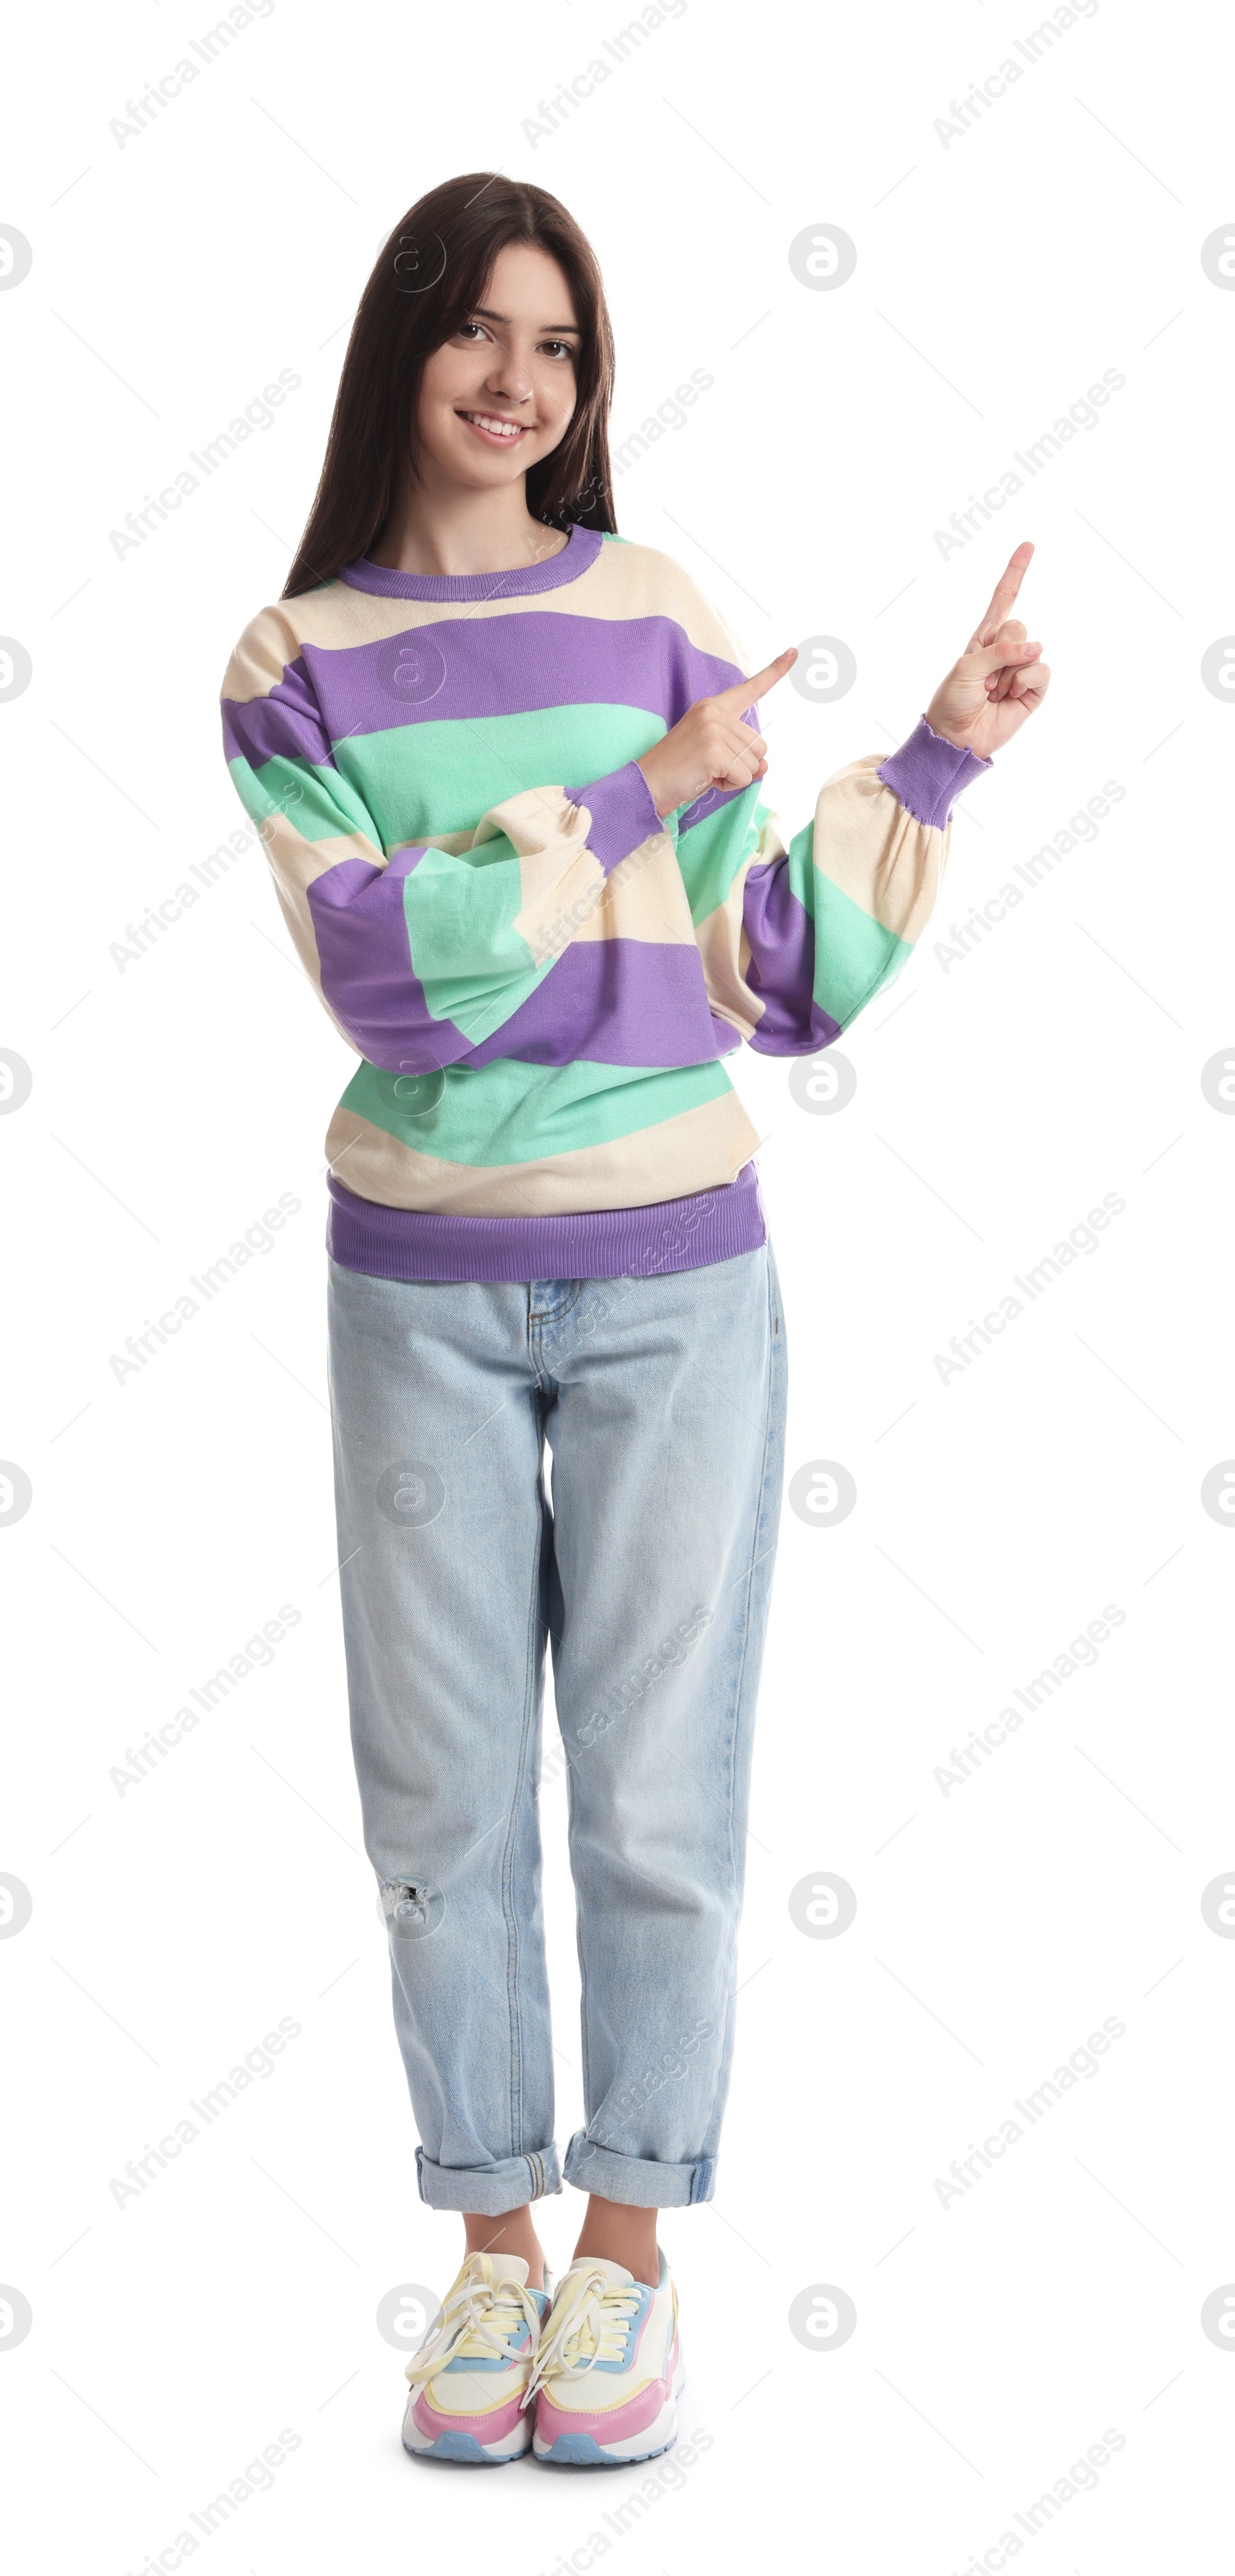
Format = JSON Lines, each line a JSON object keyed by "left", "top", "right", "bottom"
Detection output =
{"left": 975, "top": 541, "right": 1034, "bottom": 647}
{"left": 718, "top": 647, "right": 798, "bottom": 708}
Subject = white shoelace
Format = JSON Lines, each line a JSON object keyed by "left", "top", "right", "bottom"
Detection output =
{"left": 404, "top": 2263, "right": 544, "bottom": 2392}
{"left": 523, "top": 2267, "right": 642, "bottom": 2403}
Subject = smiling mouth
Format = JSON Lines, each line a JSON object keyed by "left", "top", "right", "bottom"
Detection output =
{"left": 457, "top": 410, "right": 529, "bottom": 444}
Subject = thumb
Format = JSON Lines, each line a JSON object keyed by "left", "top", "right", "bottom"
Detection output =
{"left": 971, "top": 637, "right": 1042, "bottom": 674}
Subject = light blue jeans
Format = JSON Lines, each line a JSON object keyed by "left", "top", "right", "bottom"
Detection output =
{"left": 327, "top": 1246, "right": 787, "bottom": 2213}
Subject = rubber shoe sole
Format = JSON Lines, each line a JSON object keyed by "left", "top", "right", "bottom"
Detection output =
{"left": 402, "top": 2405, "right": 533, "bottom": 2466}
{"left": 533, "top": 2364, "right": 685, "bottom": 2468}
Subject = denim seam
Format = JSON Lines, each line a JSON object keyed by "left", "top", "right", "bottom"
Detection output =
{"left": 501, "top": 1449, "right": 547, "bottom": 2161}
{"left": 698, "top": 1247, "right": 781, "bottom": 2160}
{"left": 565, "top": 1717, "right": 593, "bottom": 2121}
{"left": 527, "top": 1281, "right": 583, "bottom": 1375}
{"left": 532, "top": 1281, "right": 584, "bottom": 1330}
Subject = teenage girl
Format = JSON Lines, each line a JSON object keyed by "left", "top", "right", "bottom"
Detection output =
{"left": 220, "top": 171, "right": 1048, "bottom": 2467}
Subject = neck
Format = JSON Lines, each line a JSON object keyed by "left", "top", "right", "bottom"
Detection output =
{"left": 370, "top": 475, "right": 568, "bottom": 578}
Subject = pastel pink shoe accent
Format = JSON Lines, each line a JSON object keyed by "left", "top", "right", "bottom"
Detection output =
{"left": 401, "top": 2252, "right": 550, "bottom": 2463}
{"left": 533, "top": 2330, "right": 679, "bottom": 2445}
{"left": 528, "top": 2252, "right": 683, "bottom": 2463}
{"left": 411, "top": 2384, "right": 528, "bottom": 2443}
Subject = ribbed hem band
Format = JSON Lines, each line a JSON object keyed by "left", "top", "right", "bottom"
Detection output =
{"left": 326, "top": 1159, "right": 768, "bottom": 1283}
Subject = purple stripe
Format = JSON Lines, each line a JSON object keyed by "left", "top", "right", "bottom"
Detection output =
{"left": 326, "top": 1160, "right": 769, "bottom": 1283}
{"left": 562, "top": 762, "right": 662, "bottom": 874}
{"left": 305, "top": 853, "right": 472, "bottom": 1073}
{"left": 297, "top": 611, "right": 746, "bottom": 742}
{"left": 222, "top": 657, "right": 337, "bottom": 772}
{"left": 307, "top": 850, "right": 729, "bottom": 1072}
{"left": 741, "top": 859, "right": 839, "bottom": 1056}
{"left": 338, "top": 522, "right": 604, "bottom": 600}
{"left": 677, "top": 772, "right": 756, "bottom": 837}
{"left": 878, "top": 715, "right": 992, "bottom": 827}
{"left": 465, "top": 940, "right": 721, "bottom": 1068}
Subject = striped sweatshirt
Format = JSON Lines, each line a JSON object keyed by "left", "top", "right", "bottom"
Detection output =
{"left": 220, "top": 523, "right": 990, "bottom": 1281}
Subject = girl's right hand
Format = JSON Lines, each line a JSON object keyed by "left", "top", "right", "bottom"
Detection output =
{"left": 635, "top": 647, "right": 798, "bottom": 820}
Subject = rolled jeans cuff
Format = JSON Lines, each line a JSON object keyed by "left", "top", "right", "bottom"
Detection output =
{"left": 563, "top": 2129, "right": 717, "bottom": 2208}
{"left": 414, "top": 2142, "right": 562, "bottom": 2213}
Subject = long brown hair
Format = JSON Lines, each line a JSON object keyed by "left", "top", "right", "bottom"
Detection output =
{"left": 283, "top": 174, "right": 617, "bottom": 598}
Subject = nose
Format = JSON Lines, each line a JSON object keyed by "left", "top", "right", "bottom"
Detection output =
{"left": 483, "top": 346, "right": 535, "bottom": 407}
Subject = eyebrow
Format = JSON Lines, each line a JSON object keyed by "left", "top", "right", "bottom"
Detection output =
{"left": 468, "top": 306, "right": 582, "bottom": 334}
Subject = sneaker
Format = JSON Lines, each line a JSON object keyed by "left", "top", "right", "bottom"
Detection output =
{"left": 401, "top": 2251, "right": 551, "bottom": 2464}
{"left": 527, "top": 2249, "right": 684, "bottom": 2466}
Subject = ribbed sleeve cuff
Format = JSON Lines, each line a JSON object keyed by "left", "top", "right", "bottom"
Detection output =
{"left": 878, "top": 715, "right": 992, "bottom": 828}
{"left": 563, "top": 759, "right": 665, "bottom": 875}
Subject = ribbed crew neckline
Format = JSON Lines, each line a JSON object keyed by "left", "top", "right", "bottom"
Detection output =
{"left": 340, "top": 521, "right": 604, "bottom": 601}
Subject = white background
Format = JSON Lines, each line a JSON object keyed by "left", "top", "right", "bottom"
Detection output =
{"left": 3, "top": 0, "right": 1234, "bottom": 2568}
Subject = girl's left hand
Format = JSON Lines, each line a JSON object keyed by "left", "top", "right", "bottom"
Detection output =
{"left": 924, "top": 541, "right": 1051, "bottom": 761}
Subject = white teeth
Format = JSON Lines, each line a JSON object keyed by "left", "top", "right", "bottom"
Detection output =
{"left": 463, "top": 412, "right": 523, "bottom": 438}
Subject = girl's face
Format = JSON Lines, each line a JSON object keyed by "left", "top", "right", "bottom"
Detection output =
{"left": 415, "top": 241, "right": 580, "bottom": 494}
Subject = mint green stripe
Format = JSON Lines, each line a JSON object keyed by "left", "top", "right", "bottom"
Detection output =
{"left": 401, "top": 843, "right": 548, "bottom": 1046}
{"left": 232, "top": 746, "right": 550, "bottom": 1046}
{"left": 228, "top": 752, "right": 376, "bottom": 844}
{"left": 812, "top": 871, "right": 912, "bottom": 1027}
{"left": 340, "top": 1054, "right": 732, "bottom": 1168}
{"left": 751, "top": 817, "right": 913, "bottom": 1028}
{"left": 340, "top": 705, "right": 665, "bottom": 845}
{"left": 676, "top": 786, "right": 763, "bottom": 923}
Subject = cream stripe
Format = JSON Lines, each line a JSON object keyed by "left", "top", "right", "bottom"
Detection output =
{"left": 482, "top": 783, "right": 693, "bottom": 966}
{"left": 562, "top": 538, "right": 749, "bottom": 672}
{"left": 572, "top": 835, "right": 698, "bottom": 947}
{"left": 694, "top": 879, "right": 765, "bottom": 1041}
{"left": 222, "top": 603, "right": 320, "bottom": 705}
{"left": 265, "top": 881, "right": 358, "bottom": 1055}
{"left": 257, "top": 814, "right": 380, "bottom": 1000}
{"left": 324, "top": 1087, "right": 761, "bottom": 1217}
{"left": 475, "top": 783, "right": 607, "bottom": 956}
{"left": 393, "top": 817, "right": 694, "bottom": 959}
{"left": 814, "top": 759, "right": 948, "bottom": 945}
{"left": 262, "top": 816, "right": 381, "bottom": 899}
{"left": 222, "top": 539, "right": 754, "bottom": 703}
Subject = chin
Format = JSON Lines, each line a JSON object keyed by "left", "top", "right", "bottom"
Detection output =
{"left": 468, "top": 457, "right": 535, "bottom": 485}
